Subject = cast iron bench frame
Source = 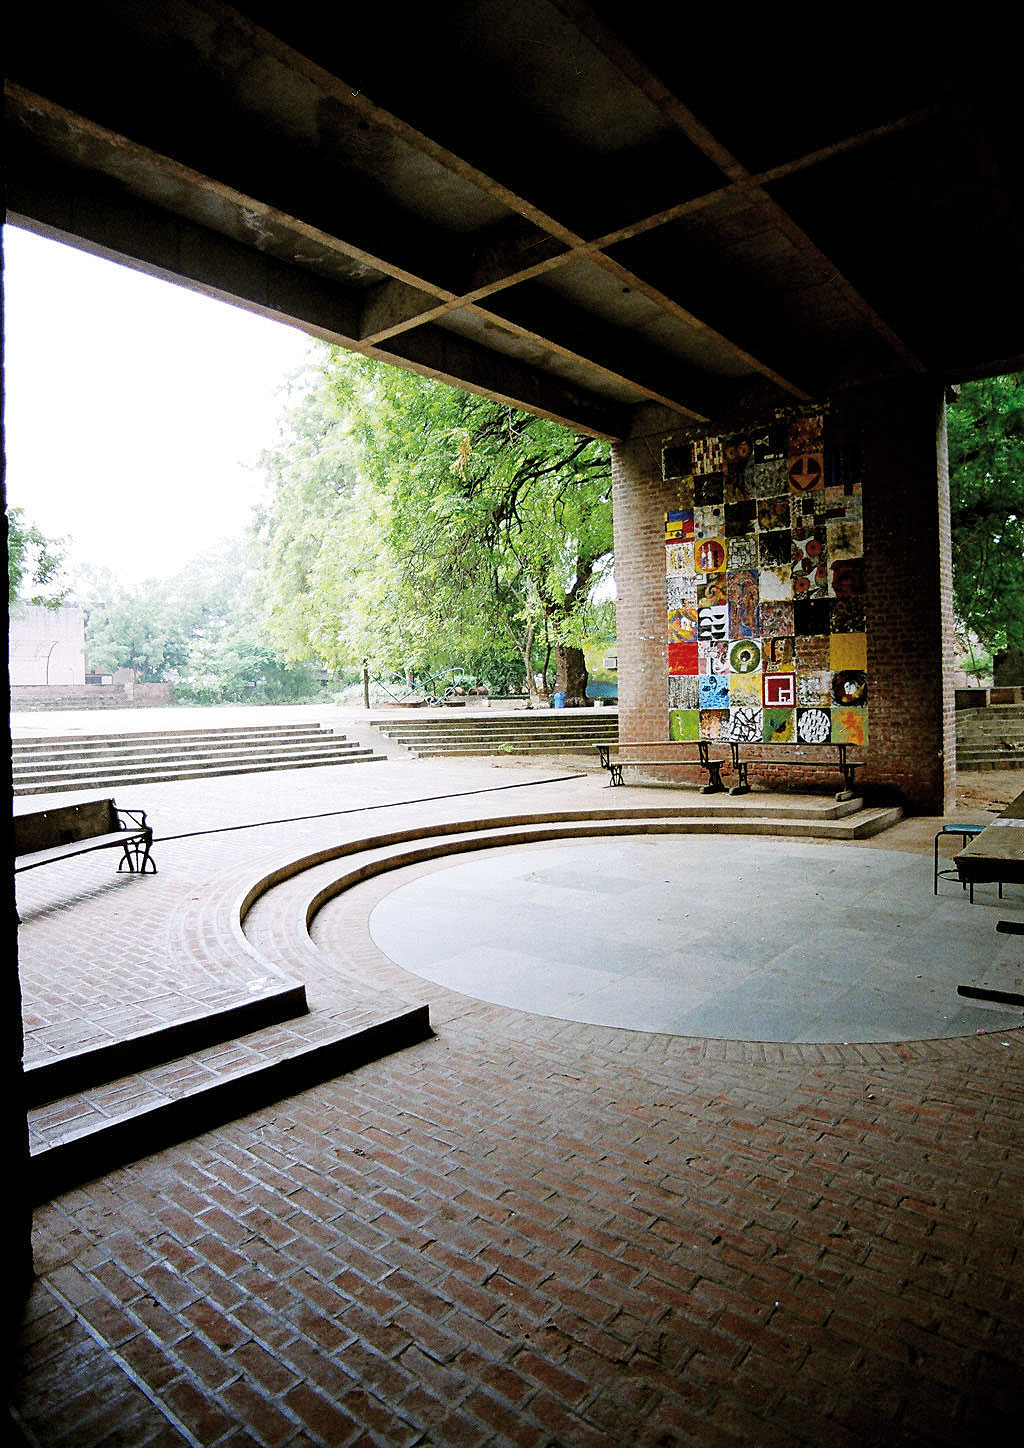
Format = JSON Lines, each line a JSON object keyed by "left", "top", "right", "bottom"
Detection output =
{"left": 595, "top": 741, "right": 729, "bottom": 793}
{"left": 14, "top": 799, "right": 157, "bottom": 875}
{"left": 727, "top": 742, "right": 863, "bottom": 802}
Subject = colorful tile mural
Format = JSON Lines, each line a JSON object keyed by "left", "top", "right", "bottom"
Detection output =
{"left": 663, "top": 415, "right": 867, "bottom": 747}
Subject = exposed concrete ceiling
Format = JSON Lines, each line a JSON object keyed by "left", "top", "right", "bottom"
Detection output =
{"left": 5, "top": 1, "right": 1022, "bottom": 439}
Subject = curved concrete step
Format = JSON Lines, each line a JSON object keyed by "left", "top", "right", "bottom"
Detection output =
{"left": 237, "top": 802, "right": 904, "bottom": 977}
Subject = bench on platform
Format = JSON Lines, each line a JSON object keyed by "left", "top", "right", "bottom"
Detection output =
{"left": 15, "top": 799, "right": 156, "bottom": 875}
{"left": 594, "top": 741, "right": 730, "bottom": 793}
{"left": 726, "top": 742, "right": 863, "bottom": 802}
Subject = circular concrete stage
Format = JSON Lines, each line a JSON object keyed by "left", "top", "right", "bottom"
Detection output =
{"left": 369, "top": 835, "right": 1024, "bottom": 1043}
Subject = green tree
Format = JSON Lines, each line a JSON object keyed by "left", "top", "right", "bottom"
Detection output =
{"left": 79, "top": 539, "right": 323, "bottom": 701}
{"left": 948, "top": 374, "right": 1024, "bottom": 674}
{"left": 260, "top": 350, "right": 613, "bottom": 701}
{"left": 83, "top": 582, "right": 191, "bottom": 681}
{"left": 6, "top": 507, "right": 69, "bottom": 609}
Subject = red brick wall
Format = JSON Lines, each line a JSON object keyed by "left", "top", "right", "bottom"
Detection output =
{"left": 611, "top": 428, "right": 705, "bottom": 786}
{"left": 611, "top": 429, "right": 675, "bottom": 743}
{"left": 856, "top": 380, "right": 955, "bottom": 812}
{"left": 611, "top": 385, "right": 953, "bottom": 813}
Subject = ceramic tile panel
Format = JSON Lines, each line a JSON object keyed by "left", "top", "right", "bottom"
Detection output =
{"left": 664, "top": 412, "right": 867, "bottom": 746}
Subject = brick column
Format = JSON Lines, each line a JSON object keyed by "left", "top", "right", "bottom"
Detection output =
{"left": 610, "top": 382, "right": 954, "bottom": 814}
{"left": 856, "top": 379, "right": 955, "bottom": 813}
{"left": 611, "top": 422, "right": 677, "bottom": 743}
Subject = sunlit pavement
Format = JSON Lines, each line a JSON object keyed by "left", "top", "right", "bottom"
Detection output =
{"left": 10, "top": 716, "right": 1024, "bottom": 1447}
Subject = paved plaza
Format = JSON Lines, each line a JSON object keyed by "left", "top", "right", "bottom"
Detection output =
{"left": 9, "top": 708, "right": 1024, "bottom": 1447}
{"left": 366, "top": 833, "right": 1024, "bottom": 1043}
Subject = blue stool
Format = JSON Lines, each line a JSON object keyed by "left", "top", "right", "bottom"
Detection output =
{"left": 933, "top": 824, "right": 996, "bottom": 903}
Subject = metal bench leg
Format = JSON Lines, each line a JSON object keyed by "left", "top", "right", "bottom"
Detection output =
{"left": 727, "top": 746, "right": 750, "bottom": 796}
{"left": 935, "top": 827, "right": 979, "bottom": 902}
{"left": 697, "top": 741, "right": 726, "bottom": 793}
{"left": 835, "top": 745, "right": 856, "bottom": 802}
{"left": 119, "top": 838, "right": 157, "bottom": 874}
{"left": 701, "top": 761, "right": 726, "bottom": 794}
{"left": 727, "top": 766, "right": 750, "bottom": 796}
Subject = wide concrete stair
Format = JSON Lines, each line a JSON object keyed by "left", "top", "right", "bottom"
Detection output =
{"left": 12, "top": 721, "right": 387, "bottom": 795}
{"left": 369, "top": 708, "right": 618, "bottom": 758}
{"left": 956, "top": 704, "right": 1024, "bottom": 771}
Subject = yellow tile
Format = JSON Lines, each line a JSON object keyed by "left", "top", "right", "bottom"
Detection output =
{"left": 830, "top": 632, "right": 867, "bottom": 670}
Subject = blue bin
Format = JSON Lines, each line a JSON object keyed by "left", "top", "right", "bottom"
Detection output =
{"left": 553, "top": 692, "right": 566, "bottom": 708}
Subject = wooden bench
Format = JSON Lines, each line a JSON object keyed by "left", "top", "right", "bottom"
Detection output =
{"left": 727, "top": 742, "right": 863, "bottom": 802}
{"left": 15, "top": 799, "right": 156, "bottom": 875}
{"left": 595, "top": 741, "right": 730, "bottom": 793}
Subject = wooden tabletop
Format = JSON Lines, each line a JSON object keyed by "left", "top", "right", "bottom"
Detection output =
{"left": 957, "top": 789, "right": 1024, "bottom": 883}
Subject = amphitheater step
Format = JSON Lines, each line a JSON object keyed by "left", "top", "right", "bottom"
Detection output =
{"left": 14, "top": 745, "right": 378, "bottom": 784}
{"left": 237, "top": 800, "right": 905, "bottom": 984}
{"left": 954, "top": 702, "right": 1024, "bottom": 771}
{"left": 956, "top": 756, "right": 1024, "bottom": 772}
{"left": 27, "top": 1003, "right": 431, "bottom": 1203}
{"left": 398, "top": 741, "right": 614, "bottom": 757}
{"left": 12, "top": 723, "right": 388, "bottom": 794}
{"left": 367, "top": 709, "right": 619, "bottom": 758}
{"left": 14, "top": 723, "right": 345, "bottom": 750}
{"left": 24, "top": 981, "right": 310, "bottom": 1106}
{"left": 13, "top": 739, "right": 376, "bottom": 770}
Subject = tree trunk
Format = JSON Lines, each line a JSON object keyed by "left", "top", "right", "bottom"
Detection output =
{"left": 508, "top": 619, "right": 548, "bottom": 708}
{"left": 554, "top": 644, "right": 588, "bottom": 705}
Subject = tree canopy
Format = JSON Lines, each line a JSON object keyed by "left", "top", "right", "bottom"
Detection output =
{"left": 7, "top": 507, "right": 69, "bottom": 609}
{"left": 948, "top": 373, "right": 1024, "bottom": 663}
{"left": 79, "top": 540, "right": 325, "bottom": 703}
{"left": 259, "top": 349, "right": 613, "bottom": 700}
{"left": 9, "top": 349, "right": 614, "bottom": 706}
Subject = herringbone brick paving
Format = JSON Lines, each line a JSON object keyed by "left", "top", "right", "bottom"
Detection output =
{"left": 10, "top": 749, "right": 1024, "bottom": 1446}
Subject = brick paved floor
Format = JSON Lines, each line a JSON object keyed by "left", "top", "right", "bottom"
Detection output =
{"left": 9, "top": 753, "right": 1024, "bottom": 1447}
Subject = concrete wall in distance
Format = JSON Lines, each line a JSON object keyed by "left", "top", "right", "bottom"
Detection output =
{"left": 8, "top": 604, "right": 86, "bottom": 687}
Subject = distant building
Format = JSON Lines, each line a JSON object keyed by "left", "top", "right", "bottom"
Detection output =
{"left": 8, "top": 604, "right": 86, "bottom": 686}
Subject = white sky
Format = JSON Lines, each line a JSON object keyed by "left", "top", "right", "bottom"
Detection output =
{"left": 3, "top": 224, "right": 316, "bottom": 585}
